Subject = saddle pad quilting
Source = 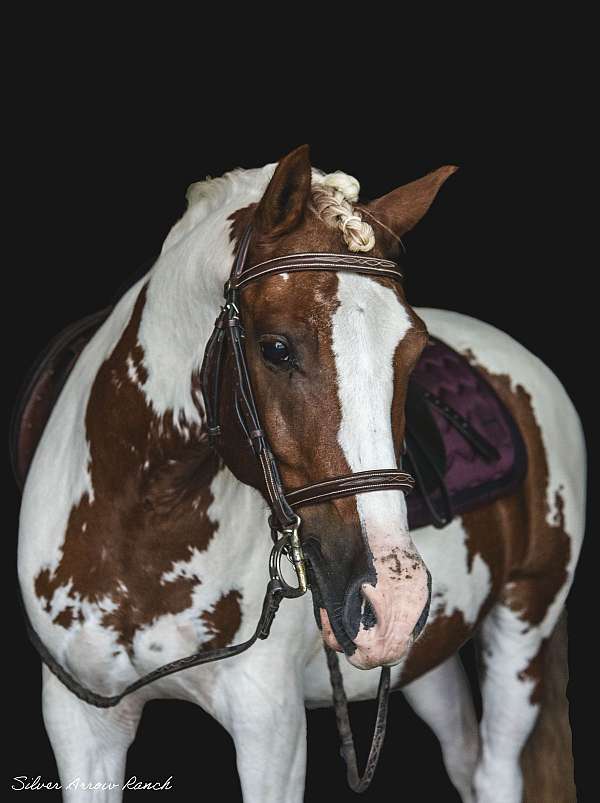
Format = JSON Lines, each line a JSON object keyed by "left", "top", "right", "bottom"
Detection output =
{"left": 406, "top": 338, "right": 527, "bottom": 529}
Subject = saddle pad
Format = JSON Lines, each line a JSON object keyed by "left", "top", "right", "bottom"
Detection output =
{"left": 11, "top": 317, "right": 527, "bottom": 531}
{"left": 405, "top": 338, "right": 527, "bottom": 530}
{"left": 10, "top": 308, "right": 111, "bottom": 487}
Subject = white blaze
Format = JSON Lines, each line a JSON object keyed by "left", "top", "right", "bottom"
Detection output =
{"left": 331, "top": 273, "right": 429, "bottom": 667}
{"left": 332, "top": 273, "right": 413, "bottom": 534}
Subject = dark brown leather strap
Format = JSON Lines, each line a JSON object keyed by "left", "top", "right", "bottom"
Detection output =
{"left": 286, "top": 469, "right": 415, "bottom": 509}
{"left": 224, "top": 299, "right": 299, "bottom": 529}
{"left": 232, "top": 251, "right": 403, "bottom": 290}
{"left": 325, "top": 645, "right": 391, "bottom": 793}
{"left": 199, "top": 307, "right": 227, "bottom": 442}
{"left": 231, "top": 222, "right": 254, "bottom": 281}
{"left": 19, "top": 576, "right": 289, "bottom": 709}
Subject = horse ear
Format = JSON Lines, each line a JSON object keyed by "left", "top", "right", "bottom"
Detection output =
{"left": 367, "top": 166, "right": 458, "bottom": 238}
{"left": 254, "top": 145, "right": 312, "bottom": 237}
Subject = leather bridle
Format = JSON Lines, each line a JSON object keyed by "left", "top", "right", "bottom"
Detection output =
{"left": 201, "top": 223, "right": 414, "bottom": 599}
{"left": 20, "top": 224, "right": 416, "bottom": 793}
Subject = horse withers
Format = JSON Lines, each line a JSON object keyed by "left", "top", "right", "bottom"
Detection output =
{"left": 17, "top": 146, "right": 585, "bottom": 802}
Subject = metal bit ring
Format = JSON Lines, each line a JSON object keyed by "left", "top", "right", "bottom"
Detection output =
{"left": 269, "top": 517, "right": 308, "bottom": 598}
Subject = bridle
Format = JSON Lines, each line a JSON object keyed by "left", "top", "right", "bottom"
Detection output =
{"left": 20, "top": 223, "right": 416, "bottom": 793}
{"left": 201, "top": 223, "right": 414, "bottom": 598}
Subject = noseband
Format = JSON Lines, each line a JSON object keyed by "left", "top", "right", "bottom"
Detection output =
{"left": 20, "top": 224, "right": 416, "bottom": 793}
{"left": 201, "top": 224, "right": 414, "bottom": 598}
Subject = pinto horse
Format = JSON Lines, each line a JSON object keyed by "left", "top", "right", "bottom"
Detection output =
{"left": 17, "top": 146, "right": 585, "bottom": 802}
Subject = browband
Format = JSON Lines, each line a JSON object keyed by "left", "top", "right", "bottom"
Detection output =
{"left": 229, "top": 252, "right": 403, "bottom": 291}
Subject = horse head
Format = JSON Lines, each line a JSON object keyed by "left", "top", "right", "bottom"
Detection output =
{"left": 213, "top": 146, "right": 456, "bottom": 669}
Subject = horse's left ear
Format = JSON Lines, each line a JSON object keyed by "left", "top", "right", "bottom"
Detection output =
{"left": 254, "top": 145, "right": 312, "bottom": 238}
{"left": 367, "top": 165, "right": 458, "bottom": 238}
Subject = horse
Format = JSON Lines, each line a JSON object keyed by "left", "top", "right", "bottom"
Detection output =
{"left": 17, "top": 145, "right": 585, "bottom": 802}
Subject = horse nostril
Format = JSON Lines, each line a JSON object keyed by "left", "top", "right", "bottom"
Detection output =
{"left": 361, "top": 595, "right": 377, "bottom": 630}
{"left": 342, "top": 574, "right": 377, "bottom": 640}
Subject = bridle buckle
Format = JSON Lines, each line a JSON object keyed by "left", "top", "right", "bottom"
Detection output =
{"left": 269, "top": 514, "right": 308, "bottom": 597}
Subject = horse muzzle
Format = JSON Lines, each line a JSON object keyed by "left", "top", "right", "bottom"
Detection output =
{"left": 304, "top": 534, "right": 432, "bottom": 669}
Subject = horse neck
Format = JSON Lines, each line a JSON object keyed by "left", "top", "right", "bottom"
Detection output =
{"left": 137, "top": 169, "right": 271, "bottom": 431}
{"left": 98, "top": 172, "right": 274, "bottom": 571}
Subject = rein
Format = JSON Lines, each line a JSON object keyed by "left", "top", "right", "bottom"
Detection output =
{"left": 20, "top": 224, "right": 414, "bottom": 793}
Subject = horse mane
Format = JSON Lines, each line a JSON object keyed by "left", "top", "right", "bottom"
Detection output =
{"left": 310, "top": 172, "right": 375, "bottom": 252}
{"left": 178, "top": 164, "right": 376, "bottom": 254}
{"left": 185, "top": 167, "right": 266, "bottom": 214}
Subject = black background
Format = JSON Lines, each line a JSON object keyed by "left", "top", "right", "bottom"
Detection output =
{"left": 8, "top": 56, "right": 593, "bottom": 802}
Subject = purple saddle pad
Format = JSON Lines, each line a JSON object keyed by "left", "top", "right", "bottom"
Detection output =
{"left": 405, "top": 337, "right": 527, "bottom": 530}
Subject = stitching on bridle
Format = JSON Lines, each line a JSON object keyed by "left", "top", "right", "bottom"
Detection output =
{"left": 244, "top": 252, "right": 399, "bottom": 272}
{"left": 288, "top": 481, "right": 415, "bottom": 508}
{"left": 236, "top": 264, "right": 403, "bottom": 289}
{"left": 286, "top": 469, "right": 412, "bottom": 491}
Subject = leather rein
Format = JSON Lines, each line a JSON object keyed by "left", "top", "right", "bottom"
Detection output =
{"left": 20, "top": 224, "right": 415, "bottom": 793}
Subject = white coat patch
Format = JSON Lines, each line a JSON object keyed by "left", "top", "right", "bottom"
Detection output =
{"left": 413, "top": 517, "right": 491, "bottom": 625}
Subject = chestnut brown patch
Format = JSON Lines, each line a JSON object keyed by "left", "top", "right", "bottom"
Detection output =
{"left": 53, "top": 607, "right": 75, "bottom": 629}
{"left": 34, "top": 284, "right": 224, "bottom": 648}
{"left": 130, "top": 341, "right": 148, "bottom": 385}
{"left": 34, "top": 569, "right": 55, "bottom": 614}
{"left": 519, "top": 639, "right": 547, "bottom": 705}
{"left": 400, "top": 610, "right": 472, "bottom": 685}
{"left": 201, "top": 590, "right": 243, "bottom": 650}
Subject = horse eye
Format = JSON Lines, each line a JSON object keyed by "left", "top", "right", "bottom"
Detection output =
{"left": 260, "top": 339, "right": 291, "bottom": 366}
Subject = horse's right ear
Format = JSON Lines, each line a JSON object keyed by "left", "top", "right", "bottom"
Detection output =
{"left": 254, "top": 145, "right": 312, "bottom": 238}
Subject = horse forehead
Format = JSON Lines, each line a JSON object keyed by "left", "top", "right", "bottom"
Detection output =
{"left": 248, "top": 270, "right": 408, "bottom": 326}
{"left": 332, "top": 273, "right": 413, "bottom": 356}
{"left": 244, "top": 270, "right": 340, "bottom": 321}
